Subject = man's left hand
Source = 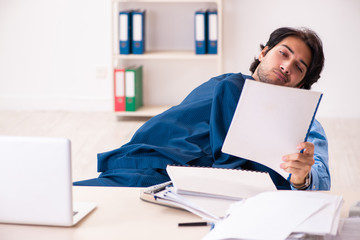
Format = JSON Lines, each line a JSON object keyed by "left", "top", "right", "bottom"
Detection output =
{"left": 280, "top": 142, "right": 315, "bottom": 185}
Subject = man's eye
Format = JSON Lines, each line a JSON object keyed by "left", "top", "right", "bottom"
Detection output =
{"left": 279, "top": 50, "right": 287, "bottom": 57}
{"left": 297, "top": 65, "right": 303, "bottom": 73}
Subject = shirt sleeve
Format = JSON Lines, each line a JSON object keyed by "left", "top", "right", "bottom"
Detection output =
{"left": 290, "top": 119, "right": 331, "bottom": 190}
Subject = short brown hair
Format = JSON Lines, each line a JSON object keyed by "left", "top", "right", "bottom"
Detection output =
{"left": 249, "top": 27, "right": 325, "bottom": 89}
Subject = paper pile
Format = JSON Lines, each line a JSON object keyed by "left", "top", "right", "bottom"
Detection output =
{"left": 203, "top": 191, "right": 343, "bottom": 240}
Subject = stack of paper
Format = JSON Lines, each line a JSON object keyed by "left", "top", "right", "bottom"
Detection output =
{"left": 288, "top": 217, "right": 360, "bottom": 239}
{"left": 328, "top": 217, "right": 360, "bottom": 239}
{"left": 203, "top": 191, "right": 343, "bottom": 240}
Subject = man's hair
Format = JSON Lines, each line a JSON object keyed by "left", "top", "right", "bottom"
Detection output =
{"left": 249, "top": 27, "right": 325, "bottom": 89}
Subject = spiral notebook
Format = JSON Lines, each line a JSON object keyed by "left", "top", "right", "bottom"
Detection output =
{"left": 166, "top": 165, "right": 276, "bottom": 199}
{"left": 140, "top": 165, "right": 276, "bottom": 221}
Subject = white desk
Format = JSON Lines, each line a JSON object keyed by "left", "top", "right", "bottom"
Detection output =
{"left": 0, "top": 187, "right": 209, "bottom": 240}
{"left": 0, "top": 187, "right": 359, "bottom": 240}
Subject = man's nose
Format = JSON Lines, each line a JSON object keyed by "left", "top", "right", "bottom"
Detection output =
{"left": 280, "top": 63, "right": 290, "bottom": 75}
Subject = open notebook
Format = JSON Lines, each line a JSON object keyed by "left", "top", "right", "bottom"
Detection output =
{"left": 140, "top": 165, "right": 276, "bottom": 221}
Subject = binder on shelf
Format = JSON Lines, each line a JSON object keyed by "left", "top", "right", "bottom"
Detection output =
{"left": 194, "top": 10, "right": 207, "bottom": 54}
{"left": 132, "top": 9, "right": 146, "bottom": 54}
{"left": 119, "top": 10, "right": 132, "bottom": 54}
{"left": 125, "top": 65, "right": 143, "bottom": 111}
{"left": 207, "top": 10, "right": 218, "bottom": 54}
{"left": 114, "top": 68, "right": 126, "bottom": 112}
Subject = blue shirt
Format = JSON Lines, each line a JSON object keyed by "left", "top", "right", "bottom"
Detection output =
{"left": 74, "top": 73, "right": 330, "bottom": 190}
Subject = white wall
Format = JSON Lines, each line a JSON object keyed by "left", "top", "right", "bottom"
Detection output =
{"left": 223, "top": 0, "right": 360, "bottom": 118}
{"left": 1, "top": 0, "right": 360, "bottom": 117}
{"left": 0, "top": 0, "right": 112, "bottom": 111}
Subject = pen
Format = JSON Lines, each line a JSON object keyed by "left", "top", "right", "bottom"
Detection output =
{"left": 178, "top": 221, "right": 211, "bottom": 227}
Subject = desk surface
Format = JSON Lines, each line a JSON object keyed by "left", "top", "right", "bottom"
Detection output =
{"left": 0, "top": 187, "right": 209, "bottom": 240}
{"left": 1, "top": 187, "right": 359, "bottom": 240}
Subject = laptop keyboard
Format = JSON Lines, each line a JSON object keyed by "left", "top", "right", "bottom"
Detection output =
{"left": 73, "top": 211, "right": 79, "bottom": 216}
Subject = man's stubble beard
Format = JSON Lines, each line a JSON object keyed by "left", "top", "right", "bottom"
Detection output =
{"left": 256, "top": 63, "right": 272, "bottom": 84}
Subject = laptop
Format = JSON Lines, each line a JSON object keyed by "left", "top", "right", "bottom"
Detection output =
{"left": 0, "top": 136, "right": 96, "bottom": 226}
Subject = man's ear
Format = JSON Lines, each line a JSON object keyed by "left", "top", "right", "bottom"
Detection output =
{"left": 259, "top": 46, "right": 269, "bottom": 62}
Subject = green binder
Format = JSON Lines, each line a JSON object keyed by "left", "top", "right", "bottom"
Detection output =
{"left": 125, "top": 65, "right": 143, "bottom": 111}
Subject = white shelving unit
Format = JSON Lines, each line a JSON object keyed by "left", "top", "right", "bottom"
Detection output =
{"left": 112, "top": 0, "right": 223, "bottom": 118}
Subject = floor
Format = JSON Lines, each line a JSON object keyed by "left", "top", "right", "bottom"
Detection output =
{"left": 0, "top": 111, "right": 359, "bottom": 191}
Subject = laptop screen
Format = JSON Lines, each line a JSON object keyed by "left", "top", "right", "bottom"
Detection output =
{"left": 0, "top": 136, "right": 74, "bottom": 226}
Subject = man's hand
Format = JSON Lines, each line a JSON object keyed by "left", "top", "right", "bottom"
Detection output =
{"left": 280, "top": 142, "right": 315, "bottom": 185}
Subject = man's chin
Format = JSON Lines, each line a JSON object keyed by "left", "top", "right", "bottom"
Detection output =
{"left": 258, "top": 77, "right": 281, "bottom": 86}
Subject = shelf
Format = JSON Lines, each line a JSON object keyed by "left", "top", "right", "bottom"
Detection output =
{"left": 112, "top": 0, "right": 223, "bottom": 118}
{"left": 115, "top": 105, "right": 171, "bottom": 118}
{"left": 114, "top": 50, "right": 219, "bottom": 60}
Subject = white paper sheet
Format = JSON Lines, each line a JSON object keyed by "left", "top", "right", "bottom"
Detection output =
{"left": 222, "top": 80, "right": 322, "bottom": 179}
{"left": 203, "top": 191, "right": 342, "bottom": 240}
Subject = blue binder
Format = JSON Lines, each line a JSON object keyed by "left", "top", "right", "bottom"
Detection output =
{"left": 132, "top": 10, "right": 146, "bottom": 54}
{"left": 194, "top": 10, "right": 207, "bottom": 54}
{"left": 207, "top": 10, "right": 218, "bottom": 54}
{"left": 119, "top": 10, "right": 132, "bottom": 54}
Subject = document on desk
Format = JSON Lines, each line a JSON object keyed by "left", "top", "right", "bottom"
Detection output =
{"left": 141, "top": 165, "right": 277, "bottom": 222}
{"left": 222, "top": 80, "right": 323, "bottom": 179}
{"left": 203, "top": 191, "right": 343, "bottom": 240}
{"left": 167, "top": 165, "right": 276, "bottom": 199}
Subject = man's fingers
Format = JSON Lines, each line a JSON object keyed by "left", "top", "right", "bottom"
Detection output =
{"left": 283, "top": 153, "right": 312, "bottom": 164}
{"left": 281, "top": 159, "right": 312, "bottom": 169}
{"left": 280, "top": 161, "right": 311, "bottom": 176}
{"left": 297, "top": 142, "right": 314, "bottom": 156}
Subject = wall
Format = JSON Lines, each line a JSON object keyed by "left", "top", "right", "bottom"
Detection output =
{"left": 0, "top": 0, "right": 359, "bottom": 117}
{"left": 0, "top": 0, "right": 112, "bottom": 111}
{"left": 223, "top": 0, "right": 360, "bottom": 118}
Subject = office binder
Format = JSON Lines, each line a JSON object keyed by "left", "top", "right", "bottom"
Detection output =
{"left": 114, "top": 68, "right": 126, "bottom": 112}
{"left": 125, "top": 65, "right": 143, "bottom": 111}
{"left": 194, "top": 10, "right": 207, "bottom": 54}
{"left": 119, "top": 10, "right": 132, "bottom": 54}
{"left": 207, "top": 10, "right": 218, "bottom": 54}
{"left": 132, "top": 9, "right": 145, "bottom": 54}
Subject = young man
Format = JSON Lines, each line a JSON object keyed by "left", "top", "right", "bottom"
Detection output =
{"left": 75, "top": 27, "right": 330, "bottom": 190}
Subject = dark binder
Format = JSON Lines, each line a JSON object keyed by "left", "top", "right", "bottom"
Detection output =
{"left": 207, "top": 10, "right": 218, "bottom": 54}
{"left": 194, "top": 10, "right": 207, "bottom": 54}
{"left": 132, "top": 9, "right": 146, "bottom": 54}
{"left": 119, "top": 10, "right": 132, "bottom": 54}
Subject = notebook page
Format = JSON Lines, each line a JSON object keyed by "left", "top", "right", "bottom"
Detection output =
{"left": 166, "top": 165, "right": 276, "bottom": 199}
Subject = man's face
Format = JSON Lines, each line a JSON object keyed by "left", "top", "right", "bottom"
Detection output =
{"left": 252, "top": 36, "right": 312, "bottom": 88}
